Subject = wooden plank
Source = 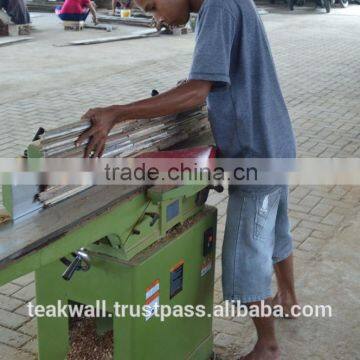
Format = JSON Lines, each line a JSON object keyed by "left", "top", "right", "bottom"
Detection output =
{"left": 0, "top": 36, "right": 33, "bottom": 47}
{"left": 97, "top": 14, "right": 153, "bottom": 27}
{"left": 84, "top": 24, "right": 114, "bottom": 32}
{"left": 68, "top": 29, "right": 159, "bottom": 45}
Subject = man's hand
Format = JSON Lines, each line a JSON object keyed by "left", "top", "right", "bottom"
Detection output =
{"left": 75, "top": 80, "right": 211, "bottom": 158}
{"left": 75, "top": 106, "right": 120, "bottom": 158}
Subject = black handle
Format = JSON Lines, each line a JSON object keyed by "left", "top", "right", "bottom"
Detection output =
{"left": 151, "top": 89, "right": 159, "bottom": 97}
{"left": 62, "top": 255, "right": 82, "bottom": 281}
{"left": 195, "top": 185, "right": 224, "bottom": 206}
{"left": 145, "top": 212, "right": 160, "bottom": 226}
{"left": 210, "top": 185, "right": 224, "bottom": 193}
{"left": 61, "top": 249, "right": 90, "bottom": 281}
{"left": 32, "top": 127, "right": 45, "bottom": 141}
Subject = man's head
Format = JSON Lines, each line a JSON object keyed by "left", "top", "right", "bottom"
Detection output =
{"left": 135, "top": 0, "right": 190, "bottom": 27}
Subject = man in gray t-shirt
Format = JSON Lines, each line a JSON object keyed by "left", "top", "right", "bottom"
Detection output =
{"left": 189, "top": 0, "right": 296, "bottom": 160}
{"left": 77, "top": 0, "right": 298, "bottom": 358}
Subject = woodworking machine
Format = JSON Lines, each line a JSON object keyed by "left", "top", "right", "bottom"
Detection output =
{"left": 0, "top": 109, "right": 221, "bottom": 360}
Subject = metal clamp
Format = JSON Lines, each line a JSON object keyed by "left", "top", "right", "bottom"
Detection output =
{"left": 60, "top": 248, "right": 91, "bottom": 281}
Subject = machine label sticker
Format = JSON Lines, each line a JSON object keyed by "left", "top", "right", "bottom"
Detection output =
{"left": 170, "top": 260, "right": 184, "bottom": 299}
{"left": 201, "top": 257, "right": 212, "bottom": 277}
{"left": 166, "top": 200, "right": 180, "bottom": 222}
{"left": 145, "top": 279, "right": 160, "bottom": 321}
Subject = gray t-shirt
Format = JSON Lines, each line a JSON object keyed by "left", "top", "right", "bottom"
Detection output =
{"left": 189, "top": 0, "right": 296, "bottom": 160}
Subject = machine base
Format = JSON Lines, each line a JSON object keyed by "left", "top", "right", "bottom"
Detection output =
{"left": 35, "top": 207, "right": 217, "bottom": 360}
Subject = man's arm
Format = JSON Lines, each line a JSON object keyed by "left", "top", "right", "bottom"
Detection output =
{"left": 76, "top": 79, "right": 212, "bottom": 157}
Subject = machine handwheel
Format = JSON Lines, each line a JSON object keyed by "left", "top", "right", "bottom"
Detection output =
{"left": 339, "top": 0, "right": 348, "bottom": 7}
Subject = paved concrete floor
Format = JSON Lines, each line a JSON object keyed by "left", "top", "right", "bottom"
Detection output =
{"left": 0, "top": 3, "right": 360, "bottom": 359}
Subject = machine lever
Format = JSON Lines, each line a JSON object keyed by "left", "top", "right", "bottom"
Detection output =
{"left": 32, "top": 127, "right": 45, "bottom": 142}
{"left": 195, "top": 185, "right": 224, "bottom": 206}
{"left": 132, "top": 212, "right": 160, "bottom": 235}
{"left": 60, "top": 257, "right": 72, "bottom": 267}
{"left": 209, "top": 185, "right": 224, "bottom": 193}
{"left": 145, "top": 212, "right": 159, "bottom": 226}
{"left": 61, "top": 249, "right": 90, "bottom": 281}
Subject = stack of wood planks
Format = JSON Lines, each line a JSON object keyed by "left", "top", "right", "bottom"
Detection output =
{"left": 33, "top": 107, "right": 210, "bottom": 206}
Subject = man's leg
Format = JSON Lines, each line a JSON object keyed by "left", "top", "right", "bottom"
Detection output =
{"left": 239, "top": 299, "right": 280, "bottom": 360}
{"left": 222, "top": 186, "right": 283, "bottom": 360}
{"left": 55, "top": 5, "right": 62, "bottom": 16}
{"left": 273, "top": 254, "right": 298, "bottom": 316}
{"left": 272, "top": 188, "right": 298, "bottom": 316}
{"left": 81, "top": 9, "right": 90, "bottom": 21}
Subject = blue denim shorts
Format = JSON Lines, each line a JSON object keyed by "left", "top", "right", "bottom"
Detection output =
{"left": 222, "top": 186, "right": 292, "bottom": 303}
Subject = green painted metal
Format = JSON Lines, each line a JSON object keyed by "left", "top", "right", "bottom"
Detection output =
{"left": 1, "top": 184, "right": 12, "bottom": 219}
{"left": 0, "top": 184, "right": 208, "bottom": 287}
{"left": 0, "top": 137, "right": 218, "bottom": 359}
{"left": 2, "top": 142, "right": 44, "bottom": 218}
{"left": 0, "top": 190, "right": 147, "bottom": 286}
{"left": 148, "top": 185, "right": 206, "bottom": 204}
{"left": 27, "top": 141, "right": 44, "bottom": 158}
{"left": 35, "top": 207, "right": 217, "bottom": 359}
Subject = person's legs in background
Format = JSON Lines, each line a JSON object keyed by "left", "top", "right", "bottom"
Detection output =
{"left": 112, "top": 0, "right": 120, "bottom": 15}
{"left": 55, "top": 5, "right": 62, "bottom": 16}
{"left": 55, "top": 5, "right": 89, "bottom": 22}
{"left": 80, "top": 9, "right": 90, "bottom": 21}
{"left": 57, "top": 12, "right": 84, "bottom": 21}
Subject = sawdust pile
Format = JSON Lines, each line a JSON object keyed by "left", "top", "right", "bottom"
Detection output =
{"left": 67, "top": 318, "right": 113, "bottom": 360}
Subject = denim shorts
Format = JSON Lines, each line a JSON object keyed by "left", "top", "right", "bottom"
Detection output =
{"left": 222, "top": 186, "right": 293, "bottom": 303}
